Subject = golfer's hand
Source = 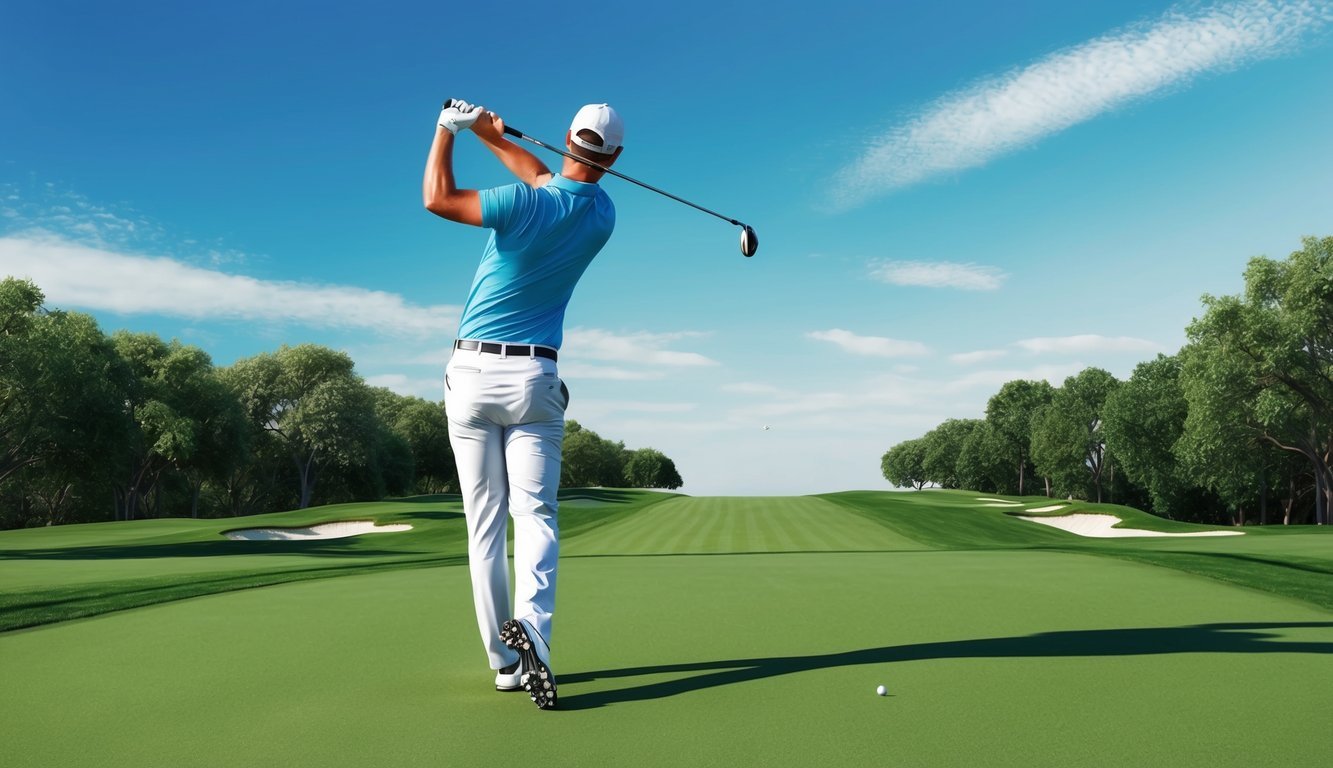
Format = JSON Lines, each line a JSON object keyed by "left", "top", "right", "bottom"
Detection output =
{"left": 471, "top": 110, "right": 505, "bottom": 145}
{"left": 438, "top": 99, "right": 482, "bottom": 135}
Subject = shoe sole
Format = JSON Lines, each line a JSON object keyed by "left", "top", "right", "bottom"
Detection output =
{"left": 500, "top": 619, "right": 556, "bottom": 710}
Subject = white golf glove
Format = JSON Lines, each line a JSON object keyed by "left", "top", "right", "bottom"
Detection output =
{"left": 438, "top": 99, "right": 482, "bottom": 134}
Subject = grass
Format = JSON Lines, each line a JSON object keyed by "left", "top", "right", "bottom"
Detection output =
{"left": 2, "top": 489, "right": 1330, "bottom": 767}
{"left": 0, "top": 488, "right": 673, "bottom": 631}
{"left": 825, "top": 489, "right": 1333, "bottom": 610}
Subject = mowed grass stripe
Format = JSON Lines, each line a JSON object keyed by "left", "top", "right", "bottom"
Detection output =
{"left": 563, "top": 496, "right": 928, "bottom": 556}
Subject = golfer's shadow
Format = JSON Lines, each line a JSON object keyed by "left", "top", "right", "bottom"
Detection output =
{"left": 556, "top": 622, "right": 1333, "bottom": 711}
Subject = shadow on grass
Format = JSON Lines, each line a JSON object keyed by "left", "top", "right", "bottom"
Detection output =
{"left": 379, "top": 494, "right": 463, "bottom": 504}
{"left": 557, "top": 622, "right": 1333, "bottom": 711}
{"left": 1098, "top": 549, "right": 1333, "bottom": 577}
{"left": 0, "top": 554, "right": 468, "bottom": 633}
{"left": 559, "top": 489, "right": 655, "bottom": 503}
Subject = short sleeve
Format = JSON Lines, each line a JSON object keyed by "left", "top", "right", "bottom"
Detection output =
{"left": 480, "top": 183, "right": 538, "bottom": 233}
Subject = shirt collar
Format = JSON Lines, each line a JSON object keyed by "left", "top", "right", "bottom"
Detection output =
{"left": 548, "top": 174, "right": 599, "bottom": 196}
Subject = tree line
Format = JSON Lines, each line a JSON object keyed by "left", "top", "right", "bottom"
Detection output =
{"left": 0, "top": 278, "right": 682, "bottom": 529}
{"left": 881, "top": 236, "right": 1332, "bottom": 526}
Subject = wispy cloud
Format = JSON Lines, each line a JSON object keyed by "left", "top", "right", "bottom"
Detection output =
{"left": 563, "top": 328, "right": 718, "bottom": 366}
{"left": 871, "top": 260, "right": 1006, "bottom": 290}
{"left": 832, "top": 0, "right": 1332, "bottom": 206}
{"left": 950, "top": 349, "right": 1009, "bottom": 365}
{"left": 1015, "top": 334, "right": 1163, "bottom": 355}
{"left": 945, "top": 363, "right": 1090, "bottom": 393}
{"left": 557, "top": 364, "right": 666, "bottom": 381}
{"left": 806, "top": 328, "right": 930, "bottom": 357}
{"left": 570, "top": 400, "right": 699, "bottom": 421}
{"left": 0, "top": 232, "right": 460, "bottom": 337}
{"left": 722, "top": 382, "right": 785, "bottom": 396}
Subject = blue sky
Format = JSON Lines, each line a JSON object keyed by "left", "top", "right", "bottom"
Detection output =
{"left": 3, "top": 0, "right": 1332, "bottom": 495}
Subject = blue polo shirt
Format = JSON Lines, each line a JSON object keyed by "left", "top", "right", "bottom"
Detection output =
{"left": 455, "top": 175, "right": 615, "bottom": 349}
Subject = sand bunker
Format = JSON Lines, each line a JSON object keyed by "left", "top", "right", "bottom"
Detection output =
{"left": 1017, "top": 513, "right": 1243, "bottom": 538}
{"left": 1025, "top": 504, "right": 1067, "bottom": 513}
{"left": 224, "top": 521, "right": 413, "bottom": 541}
{"left": 974, "top": 498, "right": 1016, "bottom": 503}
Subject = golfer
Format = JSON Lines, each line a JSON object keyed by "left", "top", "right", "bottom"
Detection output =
{"left": 423, "top": 99, "right": 624, "bottom": 711}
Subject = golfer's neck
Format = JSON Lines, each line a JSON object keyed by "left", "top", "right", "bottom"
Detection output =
{"left": 561, "top": 157, "right": 606, "bottom": 184}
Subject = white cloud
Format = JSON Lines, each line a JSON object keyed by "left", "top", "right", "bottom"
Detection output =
{"left": 558, "top": 364, "right": 665, "bottom": 381}
{"left": 945, "top": 363, "right": 1090, "bottom": 392}
{"left": 724, "top": 373, "right": 934, "bottom": 424}
{"left": 832, "top": 0, "right": 1332, "bottom": 206}
{"left": 1015, "top": 334, "right": 1163, "bottom": 355}
{"left": 950, "top": 349, "right": 1009, "bottom": 364}
{"left": 0, "top": 232, "right": 460, "bottom": 337}
{"left": 871, "top": 260, "right": 1006, "bottom": 291}
{"left": 806, "top": 328, "right": 930, "bottom": 357}
{"left": 563, "top": 328, "right": 718, "bottom": 366}
{"left": 722, "top": 382, "right": 785, "bottom": 396}
{"left": 569, "top": 400, "right": 699, "bottom": 421}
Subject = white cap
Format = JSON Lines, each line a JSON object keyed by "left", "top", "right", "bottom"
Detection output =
{"left": 569, "top": 103, "right": 624, "bottom": 155}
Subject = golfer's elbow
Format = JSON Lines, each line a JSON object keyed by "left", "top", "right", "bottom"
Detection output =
{"left": 424, "top": 191, "right": 482, "bottom": 226}
{"left": 423, "top": 194, "right": 450, "bottom": 217}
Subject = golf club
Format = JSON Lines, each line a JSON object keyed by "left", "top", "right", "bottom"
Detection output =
{"left": 503, "top": 124, "right": 757, "bottom": 258}
{"left": 500, "top": 123, "right": 758, "bottom": 258}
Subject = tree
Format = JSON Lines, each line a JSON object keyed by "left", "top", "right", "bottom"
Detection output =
{"left": 0, "top": 283, "right": 132, "bottom": 526}
{"left": 881, "top": 438, "right": 928, "bottom": 490}
{"left": 1102, "top": 355, "right": 1213, "bottom": 520}
{"left": 111, "top": 332, "right": 238, "bottom": 520}
{"left": 920, "top": 419, "right": 980, "bottom": 489}
{"left": 1029, "top": 368, "right": 1119, "bottom": 502}
{"left": 955, "top": 422, "right": 1014, "bottom": 494}
{"left": 1182, "top": 237, "right": 1333, "bottom": 525}
{"left": 985, "top": 379, "right": 1054, "bottom": 495}
{"left": 223, "top": 344, "right": 377, "bottom": 509}
{"left": 561, "top": 421, "right": 626, "bottom": 487}
{"left": 623, "top": 448, "right": 683, "bottom": 489}
{"left": 373, "top": 389, "right": 455, "bottom": 493}
{"left": 2, "top": 281, "right": 129, "bottom": 490}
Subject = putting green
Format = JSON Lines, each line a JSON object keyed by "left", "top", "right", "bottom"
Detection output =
{"left": 2, "top": 491, "right": 1330, "bottom": 766}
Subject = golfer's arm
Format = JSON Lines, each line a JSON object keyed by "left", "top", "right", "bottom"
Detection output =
{"left": 481, "top": 137, "right": 552, "bottom": 188}
{"left": 422, "top": 127, "right": 483, "bottom": 226}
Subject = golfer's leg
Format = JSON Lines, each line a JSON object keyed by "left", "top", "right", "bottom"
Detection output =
{"left": 449, "top": 415, "right": 519, "bottom": 669}
{"left": 505, "top": 416, "right": 562, "bottom": 647}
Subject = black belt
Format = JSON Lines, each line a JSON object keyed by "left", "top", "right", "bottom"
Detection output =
{"left": 454, "top": 339, "right": 558, "bottom": 361}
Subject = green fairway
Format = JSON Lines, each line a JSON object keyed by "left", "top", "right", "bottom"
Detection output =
{"left": 0, "top": 489, "right": 671, "bottom": 632}
{"left": 3, "top": 490, "right": 1331, "bottom": 767}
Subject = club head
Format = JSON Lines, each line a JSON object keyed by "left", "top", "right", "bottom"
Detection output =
{"left": 740, "top": 225, "right": 758, "bottom": 257}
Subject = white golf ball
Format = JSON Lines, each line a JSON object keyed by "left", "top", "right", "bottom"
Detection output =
{"left": 876, "top": 685, "right": 887, "bottom": 696}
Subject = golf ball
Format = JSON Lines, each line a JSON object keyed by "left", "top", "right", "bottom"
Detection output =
{"left": 876, "top": 685, "right": 887, "bottom": 696}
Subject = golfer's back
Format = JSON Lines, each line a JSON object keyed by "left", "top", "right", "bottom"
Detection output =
{"left": 456, "top": 175, "right": 615, "bottom": 350}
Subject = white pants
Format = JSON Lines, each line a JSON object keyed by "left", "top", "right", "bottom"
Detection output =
{"left": 445, "top": 347, "right": 566, "bottom": 669}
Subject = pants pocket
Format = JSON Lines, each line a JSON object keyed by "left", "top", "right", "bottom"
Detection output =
{"left": 520, "top": 373, "right": 566, "bottom": 422}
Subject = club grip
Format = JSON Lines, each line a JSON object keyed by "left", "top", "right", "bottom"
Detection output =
{"left": 503, "top": 126, "right": 524, "bottom": 138}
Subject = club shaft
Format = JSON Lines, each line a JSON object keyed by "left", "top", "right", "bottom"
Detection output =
{"left": 503, "top": 126, "right": 743, "bottom": 227}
